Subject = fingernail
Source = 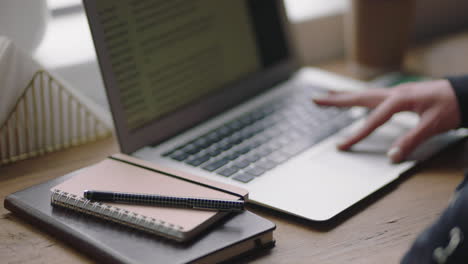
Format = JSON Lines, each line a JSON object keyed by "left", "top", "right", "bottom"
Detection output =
{"left": 387, "top": 147, "right": 401, "bottom": 163}
{"left": 336, "top": 138, "right": 348, "bottom": 150}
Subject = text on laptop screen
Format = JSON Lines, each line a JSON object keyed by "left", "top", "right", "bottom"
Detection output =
{"left": 95, "top": 0, "right": 287, "bottom": 131}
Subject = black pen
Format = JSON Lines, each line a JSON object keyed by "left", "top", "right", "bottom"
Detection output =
{"left": 84, "top": 190, "right": 245, "bottom": 212}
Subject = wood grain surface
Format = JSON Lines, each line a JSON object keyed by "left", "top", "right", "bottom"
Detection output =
{"left": 2, "top": 32, "right": 468, "bottom": 264}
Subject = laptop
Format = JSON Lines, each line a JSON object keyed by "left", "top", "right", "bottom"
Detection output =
{"left": 83, "top": 0, "right": 463, "bottom": 221}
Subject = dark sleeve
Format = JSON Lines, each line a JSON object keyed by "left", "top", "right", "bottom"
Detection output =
{"left": 447, "top": 75, "right": 468, "bottom": 128}
{"left": 401, "top": 174, "right": 468, "bottom": 264}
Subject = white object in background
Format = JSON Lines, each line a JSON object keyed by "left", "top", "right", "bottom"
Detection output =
{"left": 34, "top": 10, "right": 96, "bottom": 69}
{"left": 0, "top": 37, "right": 40, "bottom": 127}
{"left": 284, "top": 0, "right": 347, "bottom": 22}
{"left": 47, "top": 0, "right": 81, "bottom": 10}
{"left": 0, "top": 0, "right": 49, "bottom": 54}
{"left": 0, "top": 37, "right": 112, "bottom": 165}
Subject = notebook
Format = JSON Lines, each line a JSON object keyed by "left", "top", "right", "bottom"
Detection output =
{"left": 48, "top": 153, "right": 248, "bottom": 242}
{"left": 4, "top": 168, "right": 276, "bottom": 264}
{"left": 83, "top": 0, "right": 464, "bottom": 221}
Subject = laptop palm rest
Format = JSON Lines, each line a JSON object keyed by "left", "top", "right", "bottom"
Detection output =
{"left": 247, "top": 112, "right": 463, "bottom": 221}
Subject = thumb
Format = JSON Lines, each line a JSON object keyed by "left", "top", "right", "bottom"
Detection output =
{"left": 387, "top": 116, "right": 436, "bottom": 163}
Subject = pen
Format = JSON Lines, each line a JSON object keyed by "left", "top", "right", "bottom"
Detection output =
{"left": 83, "top": 190, "right": 245, "bottom": 212}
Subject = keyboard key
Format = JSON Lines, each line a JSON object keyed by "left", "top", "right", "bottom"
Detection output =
{"left": 251, "top": 109, "right": 266, "bottom": 121}
{"left": 245, "top": 167, "right": 266, "bottom": 177}
{"left": 239, "top": 115, "right": 254, "bottom": 126}
{"left": 236, "top": 146, "right": 251, "bottom": 155}
{"left": 255, "top": 136, "right": 271, "bottom": 146}
{"left": 266, "top": 140, "right": 283, "bottom": 151}
{"left": 217, "top": 167, "right": 239, "bottom": 177}
{"left": 207, "top": 148, "right": 222, "bottom": 157}
{"left": 249, "top": 140, "right": 263, "bottom": 149}
{"left": 193, "top": 137, "right": 211, "bottom": 149}
{"left": 268, "top": 152, "right": 289, "bottom": 164}
{"left": 261, "top": 117, "right": 277, "bottom": 129}
{"left": 278, "top": 136, "right": 292, "bottom": 145}
{"left": 268, "top": 126, "right": 285, "bottom": 136}
{"left": 286, "top": 131, "right": 303, "bottom": 141}
{"left": 333, "top": 114, "right": 355, "bottom": 130}
{"left": 233, "top": 159, "right": 250, "bottom": 169}
{"left": 216, "top": 139, "right": 234, "bottom": 151}
{"left": 202, "top": 158, "right": 230, "bottom": 172}
{"left": 181, "top": 144, "right": 201, "bottom": 155}
{"left": 246, "top": 154, "right": 262, "bottom": 163}
{"left": 225, "top": 152, "right": 241, "bottom": 161}
{"left": 228, "top": 133, "right": 243, "bottom": 145}
{"left": 170, "top": 151, "right": 189, "bottom": 161}
{"left": 239, "top": 128, "right": 256, "bottom": 140}
{"left": 186, "top": 154, "right": 211, "bottom": 166}
{"left": 217, "top": 126, "right": 232, "bottom": 136}
{"left": 228, "top": 120, "right": 243, "bottom": 130}
{"left": 233, "top": 173, "right": 255, "bottom": 183}
{"left": 256, "top": 147, "right": 273, "bottom": 157}
{"left": 255, "top": 160, "right": 277, "bottom": 170}
{"left": 261, "top": 104, "right": 275, "bottom": 115}
{"left": 206, "top": 131, "right": 222, "bottom": 142}
{"left": 281, "top": 142, "right": 309, "bottom": 156}
{"left": 162, "top": 149, "right": 174, "bottom": 157}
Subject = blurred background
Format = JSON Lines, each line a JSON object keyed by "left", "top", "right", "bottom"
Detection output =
{"left": 28, "top": 0, "right": 468, "bottom": 111}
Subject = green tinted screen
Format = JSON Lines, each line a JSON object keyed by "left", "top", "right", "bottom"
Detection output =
{"left": 96, "top": 0, "right": 261, "bottom": 131}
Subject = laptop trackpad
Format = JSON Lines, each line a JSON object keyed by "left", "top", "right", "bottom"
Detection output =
{"left": 249, "top": 112, "right": 463, "bottom": 221}
{"left": 347, "top": 112, "right": 463, "bottom": 161}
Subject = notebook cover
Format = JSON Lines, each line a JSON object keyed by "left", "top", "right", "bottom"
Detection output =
{"left": 4, "top": 172, "right": 275, "bottom": 264}
{"left": 50, "top": 157, "right": 246, "bottom": 241}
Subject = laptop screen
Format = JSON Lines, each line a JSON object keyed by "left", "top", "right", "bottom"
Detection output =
{"left": 84, "top": 0, "right": 295, "bottom": 153}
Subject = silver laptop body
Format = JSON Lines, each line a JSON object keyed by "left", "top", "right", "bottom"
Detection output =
{"left": 83, "top": 0, "right": 461, "bottom": 221}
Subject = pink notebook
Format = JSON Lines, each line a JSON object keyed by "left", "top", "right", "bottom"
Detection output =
{"left": 50, "top": 154, "right": 248, "bottom": 242}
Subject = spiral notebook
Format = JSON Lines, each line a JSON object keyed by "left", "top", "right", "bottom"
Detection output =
{"left": 5, "top": 166, "right": 276, "bottom": 263}
{"left": 49, "top": 154, "right": 249, "bottom": 242}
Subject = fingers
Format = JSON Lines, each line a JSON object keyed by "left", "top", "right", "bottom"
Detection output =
{"left": 388, "top": 112, "right": 439, "bottom": 163}
{"left": 316, "top": 83, "right": 456, "bottom": 163}
{"left": 312, "top": 89, "right": 389, "bottom": 108}
{"left": 337, "top": 97, "right": 407, "bottom": 151}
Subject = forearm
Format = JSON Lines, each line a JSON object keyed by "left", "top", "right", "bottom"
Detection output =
{"left": 447, "top": 75, "right": 468, "bottom": 127}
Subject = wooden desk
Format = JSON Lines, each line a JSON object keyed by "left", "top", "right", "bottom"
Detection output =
{"left": 2, "top": 34, "right": 468, "bottom": 263}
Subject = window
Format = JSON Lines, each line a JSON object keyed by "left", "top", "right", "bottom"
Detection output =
{"left": 284, "top": 0, "right": 347, "bottom": 22}
{"left": 47, "top": 0, "right": 80, "bottom": 10}
{"left": 284, "top": 0, "right": 348, "bottom": 63}
{"left": 40, "top": 0, "right": 349, "bottom": 67}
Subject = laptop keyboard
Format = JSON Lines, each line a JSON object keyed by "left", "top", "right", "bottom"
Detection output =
{"left": 162, "top": 87, "right": 355, "bottom": 183}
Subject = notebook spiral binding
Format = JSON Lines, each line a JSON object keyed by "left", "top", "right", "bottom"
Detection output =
{"left": 51, "top": 189, "right": 185, "bottom": 241}
{"left": 0, "top": 70, "right": 112, "bottom": 166}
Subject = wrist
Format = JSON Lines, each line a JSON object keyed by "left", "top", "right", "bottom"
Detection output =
{"left": 447, "top": 75, "right": 468, "bottom": 128}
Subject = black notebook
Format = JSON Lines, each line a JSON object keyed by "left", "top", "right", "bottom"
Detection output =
{"left": 4, "top": 171, "right": 276, "bottom": 264}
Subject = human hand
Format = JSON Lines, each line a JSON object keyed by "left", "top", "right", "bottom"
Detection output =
{"left": 313, "top": 80, "right": 461, "bottom": 163}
